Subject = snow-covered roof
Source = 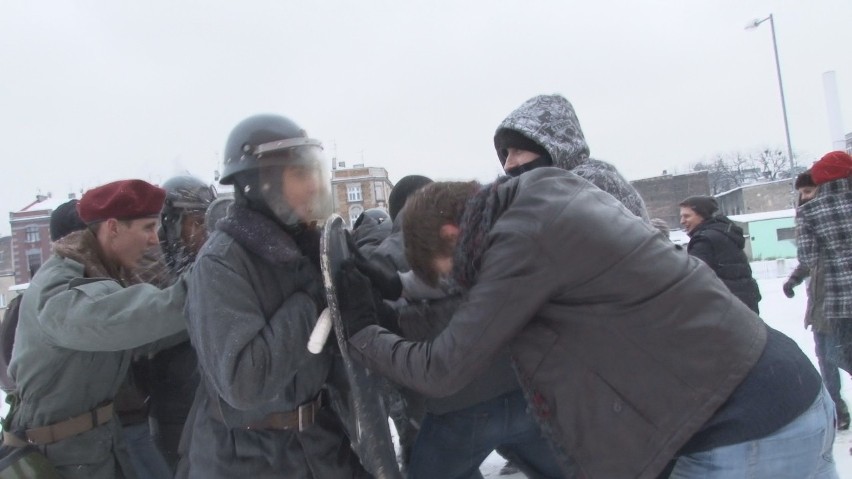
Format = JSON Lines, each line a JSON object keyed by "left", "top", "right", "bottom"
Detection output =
{"left": 714, "top": 178, "right": 792, "bottom": 198}
{"left": 16, "top": 195, "right": 73, "bottom": 213}
{"left": 669, "top": 229, "right": 689, "bottom": 245}
{"left": 728, "top": 209, "right": 795, "bottom": 223}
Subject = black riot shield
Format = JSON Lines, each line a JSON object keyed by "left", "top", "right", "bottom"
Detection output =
{"left": 320, "top": 214, "right": 402, "bottom": 479}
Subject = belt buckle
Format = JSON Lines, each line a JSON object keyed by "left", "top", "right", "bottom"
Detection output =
{"left": 297, "top": 401, "right": 314, "bottom": 432}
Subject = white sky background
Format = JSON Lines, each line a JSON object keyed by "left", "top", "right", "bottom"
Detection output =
{"left": 1, "top": 1, "right": 851, "bottom": 236}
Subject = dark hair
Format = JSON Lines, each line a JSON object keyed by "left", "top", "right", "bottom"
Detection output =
{"left": 794, "top": 170, "right": 816, "bottom": 189}
{"left": 679, "top": 196, "right": 718, "bottom": 220}
{"left": 403, "top": 181, "right": 478, "bottom": 286}
{"left": 388, "top": 175, "right": 433, "bottom": 222}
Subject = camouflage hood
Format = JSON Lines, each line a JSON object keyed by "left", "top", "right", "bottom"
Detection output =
{"left": 495, "top": 94, "right": 590, "bottom": 171}
{"left": 494, "top": 94, "right": 650, "bottom": 221}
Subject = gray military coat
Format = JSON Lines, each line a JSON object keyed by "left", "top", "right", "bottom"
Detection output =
{"left": 8, "top": 230, "right": 188, "bottom": 479}
{"left": 180, "top": 204, "right": 366, "bottom": 478}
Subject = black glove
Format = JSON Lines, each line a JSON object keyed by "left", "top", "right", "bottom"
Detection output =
{"left": 337, "top": 261, "right": 379, "bottom": 337}
{"left": 782, "top": 280, "right": 796, "bottom": 299}
{"left": 345, "top": 232, "right": 403, "bottom": 300}
{"left": 375, "top": 300, "right": 401, "bottom": 335}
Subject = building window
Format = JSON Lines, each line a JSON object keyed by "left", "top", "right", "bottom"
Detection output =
{"left": 347, "top": 184, "right": 362, "bottom": 202}
{"left": 776, "top": 227, "right": 795, "bottom": 241}
{"left": 25, "top": 226, "right": 40, "bottom": 243}
{"left": 374, "top": 182, "right": 385, "bottom": 202}
{"left": 348, "top": 205, "right": 364, "bottom": 226}
{"left": 27, "top": 249, "right": 42, "bottom": 277}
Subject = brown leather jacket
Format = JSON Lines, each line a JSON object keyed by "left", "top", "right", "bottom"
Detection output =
{"left": 350, "top": 168, "right": 767, "bottom": 479}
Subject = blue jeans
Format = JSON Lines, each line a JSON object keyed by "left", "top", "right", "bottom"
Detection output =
{"left": 815, "top": 332, "right": 844, "bottom": 406}
{"left": 669, "top": 386, "right": 839, "bottom": 478}
{"left": 407, "top": 389, "right": 562, "bottom": 479}
{"left": 122, "top": 422, "right": 174, "bottom": 479}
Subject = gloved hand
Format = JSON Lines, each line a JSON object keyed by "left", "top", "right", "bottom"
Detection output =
{"left": 375, "top": 300, "right": 401, "bottom": 335}
{"left": 782, "top": 280, "right": 796, "bottom": 299}
{"left": 337, "top": 261, "right": 379, "bottom": 337}
{"left": 345, "top": 232, "right": 403, "bottom": 300}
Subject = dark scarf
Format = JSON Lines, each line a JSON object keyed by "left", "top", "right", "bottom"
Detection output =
{"left": 218, "top": 203, "right": 320, "bottom": 268}
{"left": 451, "top": 176, "right": 513, "bottom": 290}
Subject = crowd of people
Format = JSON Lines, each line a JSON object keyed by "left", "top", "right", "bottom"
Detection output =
{"left": 0, "top": 94, "right": 848, "bottom": 479}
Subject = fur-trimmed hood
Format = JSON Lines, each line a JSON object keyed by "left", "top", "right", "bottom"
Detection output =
{"left": 52, "top": 229, "right": 133, "bottom": 284}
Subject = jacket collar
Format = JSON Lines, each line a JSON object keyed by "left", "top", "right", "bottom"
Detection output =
{"left": 818, "top": 176, "right": 852, "bottom": 196}
{"left": 217, "top": 203, "right": 304, "bottom": 265}
{"left": 52, "top": 229, "right": 131, "bottom": 284}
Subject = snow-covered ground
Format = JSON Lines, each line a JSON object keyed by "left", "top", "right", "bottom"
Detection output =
{"left": 480, "top": 274, "right": 852, "bottom": 477}
{"left": 2, "top": 271, "right": 850, "bottom": 477}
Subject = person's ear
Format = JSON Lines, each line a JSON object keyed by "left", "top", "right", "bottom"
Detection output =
{"left": 104, "top": 218, "right": 120, "bottom": 237}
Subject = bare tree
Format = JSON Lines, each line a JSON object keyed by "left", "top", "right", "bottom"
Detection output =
{"left": 692, "top": 147, "right": 798, "bottom": 193}
{"left": 753, "top": 148, "right": 790, "bottom": 180}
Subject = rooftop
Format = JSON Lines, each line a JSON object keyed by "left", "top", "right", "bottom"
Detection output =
{"left": 728, "top": 208, "right": 796, "bottom": 223}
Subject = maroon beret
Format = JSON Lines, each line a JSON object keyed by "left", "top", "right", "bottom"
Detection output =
{"left": 77, "top": 179, "right": 166, "bottom": 224}
{"left": 812, "top": 151, "right": 852, "bottom": 185}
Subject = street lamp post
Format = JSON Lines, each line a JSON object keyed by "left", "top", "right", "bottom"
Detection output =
{"left": 746, "top": 14, "right": 795, "bottom": 175}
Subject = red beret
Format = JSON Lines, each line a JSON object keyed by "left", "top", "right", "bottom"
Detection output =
{"left": 77, "top": 179, "right": 166, "bottom": 224}
{"left": 812, "top": 151, "right": 852, "bottom": 185}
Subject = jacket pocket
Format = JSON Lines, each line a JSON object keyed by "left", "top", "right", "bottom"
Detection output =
{"left": 510, "top": 320, "right": 559, "bottom": 381}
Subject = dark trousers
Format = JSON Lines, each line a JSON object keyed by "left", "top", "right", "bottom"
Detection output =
{"left": 814, "top": 332, "right": 844, "bottom": 405}
{"left": 407, "top": 389, "right": 562, "bottom": 479}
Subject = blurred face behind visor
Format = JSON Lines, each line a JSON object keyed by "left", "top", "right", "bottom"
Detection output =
{"left": 259, "top": 145, "right": 332, "bottom": 226}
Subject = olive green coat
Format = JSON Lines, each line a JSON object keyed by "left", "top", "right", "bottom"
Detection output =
{"left": 6, "top": 230, "right": 188, "bottom": 479}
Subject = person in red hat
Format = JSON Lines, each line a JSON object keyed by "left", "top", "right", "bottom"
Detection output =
{"left": 5, "top": 179, "right": 190, "bottom": 479}
{"left": 797, "top": 151, "right": 852, "bottom": 375}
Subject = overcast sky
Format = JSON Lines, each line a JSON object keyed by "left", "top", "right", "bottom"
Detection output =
{"left": 1, "top": 1, "right": 851, "bottom": 236}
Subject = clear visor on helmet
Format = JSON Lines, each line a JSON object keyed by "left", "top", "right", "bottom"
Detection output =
{"left": 258, "top": 145, "right": 332, "bottom": 226}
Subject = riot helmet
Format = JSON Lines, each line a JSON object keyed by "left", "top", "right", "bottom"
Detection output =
{"left": 221, "top": 114, "right": 331, "bottom": 227}
{"left": 353, "top": 207, "right": 390, "bottom": 230}
{"left": 205, "top": 194, "right": 234, "bottom": 233}
{"left": 159, "top": 175, "right": 217, "bottom": 274}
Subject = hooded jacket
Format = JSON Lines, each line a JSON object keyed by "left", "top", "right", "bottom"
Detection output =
{"left": 350, "top": 168, "right": 769, "bottom": 479}
{"left": 495, "top": 94, "right": 649, "bottom": 221}
{"left": 796, "top": 177, "right": 852, "bottom": 321}
{"left": 8, "top": 230, "right": 188, "bottom": 479}
{"left": 686, "top": 216, "right": 762, "bottom": 313}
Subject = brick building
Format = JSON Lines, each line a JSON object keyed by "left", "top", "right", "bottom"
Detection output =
{"left": 331, "top": 166, "right": 394, "bottom": 227}
{"left": 630, "top": 171, "right": 710, "bottom": 229}
{"left": 0, "top": 236, "right": 13, "bottom": 310}
{"left": 9, "top": 194, "right": 73, "bottom": 285}
{"left": 714, "top": 178, "right": 796, "bottom": 216}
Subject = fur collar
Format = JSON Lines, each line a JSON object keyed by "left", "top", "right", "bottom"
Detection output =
{"left": 52, "top": 229, "right": 134, "bottom": 284}
{"left": 217, "top": 204, "right": 305, "bottom": 265}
